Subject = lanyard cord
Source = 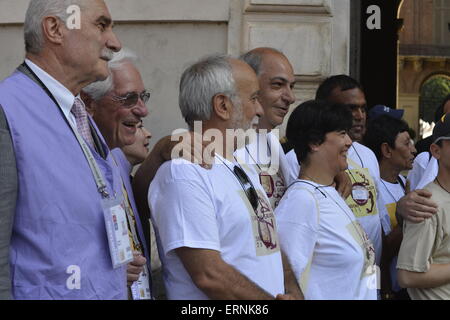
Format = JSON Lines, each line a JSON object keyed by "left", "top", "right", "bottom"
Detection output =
{"left": 436, "top": 177, "right": 450, "bottom": 194}
{"left": 380, "top": 178, "right": 405, "bottom": 204}
{"left": 351, "top": 144, "right": 365, "bottom": 168}
{"left": 21, "top": 62, "right": 110, "bottom": 198}
{"left": 287, "top": 179, "right": 328, "bottom": 198}
{"left": 289, "top": 179, "right": 368, "bottom": 248}
{"left": 245, "top": 137, "right": 272, "bottom": 172}
{"left": 111, "top": 155, "right": 142, "bottom": 251}
{"left": 321, "top": 187, "right": 370, "bottom": 255}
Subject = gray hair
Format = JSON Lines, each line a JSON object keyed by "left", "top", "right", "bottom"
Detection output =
{"left": 179, "top": 54, "right": 238, "bottom": 130}
{"left": 82, "top": 48, "right": 139, "bottom": 101}
{"left": 240, "top": 47, "right": 283, "bottom": 75}
{"left": 24, "top": 0, "right": 87, "bottom": 54}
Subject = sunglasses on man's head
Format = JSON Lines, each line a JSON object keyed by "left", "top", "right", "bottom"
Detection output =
{"left": 233, "top": 165, "right": 258, "bottom": 211}
{"left": 110, "top": 90, "right": 150, "bottom": 108}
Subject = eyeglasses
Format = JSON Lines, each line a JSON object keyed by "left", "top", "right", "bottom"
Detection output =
{"left": 233, "top": 165, "right": 258, "bottom": 211}
{"left": 110, "top": 90, "right": 150, "bottom": 108}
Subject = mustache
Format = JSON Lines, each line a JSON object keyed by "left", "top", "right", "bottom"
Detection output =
{"left": 251, "top": 116, "right": 260, "bottom": 127}
{"left": 101, "top": 48, "right": 115, "bottom": 61}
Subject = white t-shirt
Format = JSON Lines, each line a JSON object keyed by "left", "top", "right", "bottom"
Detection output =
{"left": 407, "top": 152, "right": 438, "bottom": 191}
{"left": 148, "top": 155, "right": 284, "bottom": 300}
{"left": 235, "top": 132, "right": 294, "bottom": 210}
{"left": 275, "top": 180, "right": 378, "bottom": 300}
{"left": 285, "top": 142, "right": 383, "bottom": 266}
{"left": 348, "top": 142, "right": 381, "bottom": 184}
{"left": 378, "top": 176, "right": 406, "bottom": 292}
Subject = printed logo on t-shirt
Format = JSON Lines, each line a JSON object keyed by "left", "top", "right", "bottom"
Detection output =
{"left": 250, "top": 189, "right": 280, "bottom": 257}
{"left": 259, "top": 167, "right": 286, "bottom": 210}
{"left": 345, "top": 167, "right": 378, "bottom": 218}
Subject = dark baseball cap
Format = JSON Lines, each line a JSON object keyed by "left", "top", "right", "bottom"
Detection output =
{"left": 368, "top": 105, "right": 404, "bottom": 120}
{"left": 433, "top": 114, "right": 450, "bottom": 144}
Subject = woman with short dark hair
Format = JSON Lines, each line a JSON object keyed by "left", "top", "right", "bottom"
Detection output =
{"left": 275, "top": 100, "right": 377, "bottom": 300}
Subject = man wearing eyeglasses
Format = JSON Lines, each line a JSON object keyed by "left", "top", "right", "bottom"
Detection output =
{"left": 82, "top": 48, "right": 152, "bottom": 300}
{"left": 148, "top": 54, "right": 302, "bottom": 300}
{"left": 83, "top": 48, "right": 149, "bottom": 152}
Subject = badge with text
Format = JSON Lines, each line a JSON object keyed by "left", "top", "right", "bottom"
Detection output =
{"left": 345, "top": 168, "right": 378, "bottom": 218}
{"left": 103, "top": 197, "right": 133, "bottom": 269}
{"left": 240, "top": 189, "right": 280, "bottom": 257}
{"left": 131, "top": 264, "right": 152, "bottom": 300}
{"left": 346, "top": 221, "right": 376, "bottom": 278}
{"left": 259, "top": 169, "right": 286, "bottom": 210}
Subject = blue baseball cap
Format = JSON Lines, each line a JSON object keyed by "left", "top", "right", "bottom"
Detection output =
{"left": 368, "top": 105, "right": 404, "bottom": 120}
{"left": 433, "top": 114, "right": 450, "bottom": 144}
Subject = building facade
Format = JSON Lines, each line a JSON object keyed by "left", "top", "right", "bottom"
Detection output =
{"left": 0, "top": 0, "right": 350, "bottom": 145}
{"left": 398, "top": 0, "right": 450, "bottom": 137}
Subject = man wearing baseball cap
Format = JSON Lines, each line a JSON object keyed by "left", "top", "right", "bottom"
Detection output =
{"left": 397, "top": 114, "right": 450, "bottom": 300}
{"left": 368, "top": 105, "right": 404, "bottom": 121}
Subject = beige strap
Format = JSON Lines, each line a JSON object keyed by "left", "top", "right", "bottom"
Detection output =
{"left": 291, "top": 186, "right": 320, "bottom": 294}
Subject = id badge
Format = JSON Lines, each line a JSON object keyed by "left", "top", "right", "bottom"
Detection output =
{"left": 259, "top": 172, "right": 274, "bottom": 197}
{"left": 352, "top": 185, "right": 369, "bottom": 203}
{"left": 103, "top": 197, "right": 133, "bottom": 269}
{"left": 131, "top": 264, "right": 152, "bottom": 300}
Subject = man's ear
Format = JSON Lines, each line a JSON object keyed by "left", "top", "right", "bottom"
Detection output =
{"left": 380, "top": 142, "right": 392, "bottom": 159}
{"left": 42, "top": 16, "right": 66, "bottom": 46}
{"left": 430, "top": 143, "right": 441, "bottom": 160}
{"left": 308, "top": 142, "right": 320, "bottom": 153}
{"left": 80, "top": 91, "right": 95, "bottom": 116}
{"left": 212, "top": 93, "right": 232, "bottom": 121}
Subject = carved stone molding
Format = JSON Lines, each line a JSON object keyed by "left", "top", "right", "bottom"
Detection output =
{"left": 244, "top": 0, "right": 331, "bottom": 15}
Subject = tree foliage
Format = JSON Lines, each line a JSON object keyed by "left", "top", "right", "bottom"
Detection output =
{"left": 420, "top": 76, "right": 450, "bottom": 123}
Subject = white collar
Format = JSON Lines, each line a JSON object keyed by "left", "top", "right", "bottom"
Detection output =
{"left": 25, "top": 59, "right": 78, "bottom": 127}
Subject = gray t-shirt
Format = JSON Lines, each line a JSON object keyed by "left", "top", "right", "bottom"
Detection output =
{"left": 397, "top": 181, "right": 450, "bottom": 300}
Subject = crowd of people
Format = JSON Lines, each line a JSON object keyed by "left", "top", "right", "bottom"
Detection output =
{"left": 0, "top": 0, "right": 449, "bottom": 300}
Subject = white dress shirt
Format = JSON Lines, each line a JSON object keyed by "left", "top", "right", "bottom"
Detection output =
{"left": 25, "top": 59, "right": 79, "bottom": 128}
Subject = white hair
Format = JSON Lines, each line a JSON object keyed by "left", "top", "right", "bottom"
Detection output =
{"left": 24, "top": 0, "right": 87, "bottom": 54}
{"left": 179, "top": 54, "right": 239, "bottom": 130}
{"left": 82, "top": 48, "right": 139, "bottom": 101}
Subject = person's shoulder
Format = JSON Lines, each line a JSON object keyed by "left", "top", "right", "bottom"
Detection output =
{"left": 414, "top": 151, "right": 432, "bottom": 167}
{"left": 285, "top": 149, "right": 298, "bottom": 165}
{"left": 352, "top": 141, "right": 377, "bottom": 159}
{"left": 425, "top": 181, "right": 450, "bottom": 205}
{"left": 155, "top": 159, "right": 206, "bottom": 182}
{"left": 111, "top": 148, "right": 132, "bottom": 174}
{"left": 276, "top": 181, "right": 320, "bottom": 224}
{"left": 282, "top": 181, "right": 320, "bottom": 204}
{"left": 351, "top": 142, "right": 379, "bottom": 176}
{"left": 424, "top": 180, "right": 438, "bottom": 193}
{"left": 268, "top": 131, "right": 282, "bottom": 147}
{"left": 149, "top": 160, "right": 212, "bottom": 202}
{"left": 111, "top": 148, "right": 128, "bottom": 165}
{"left": 0, "top": 69, "right": 26, "bottom": 90}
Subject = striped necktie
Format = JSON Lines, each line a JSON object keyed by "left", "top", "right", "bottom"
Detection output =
{"left": 71, "top": 97, "right": 95, "bottom": 149}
